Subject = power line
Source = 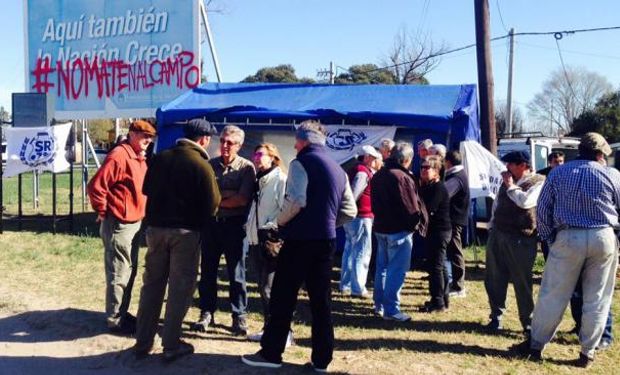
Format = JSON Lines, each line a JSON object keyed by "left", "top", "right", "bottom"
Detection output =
{"left": 517, "top": 41, "right": 620, "bottom": 60}
{"left": 352, "top": 24, "right": 620, "bottom": 75}
{"left": 495, "top": 0, "right": 509, "bottom": 33}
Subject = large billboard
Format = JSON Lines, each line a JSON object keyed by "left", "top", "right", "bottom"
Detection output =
{"left": 24, "top": 0, "right": 200, "bottom": 119}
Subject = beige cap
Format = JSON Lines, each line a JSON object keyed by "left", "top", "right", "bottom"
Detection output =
{"left": 580, "top": 132, "right": 611, "bottom": 156}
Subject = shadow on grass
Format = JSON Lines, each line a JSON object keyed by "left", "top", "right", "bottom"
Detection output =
{"left": 0, "top": 350, "right": 342, "bottom": 375}
{"left": 295, "top": 336, "right": 510, "bottom": 358}
{"left": 1, "top": 212, "right": 100, "bottom": 236}
{"left": 0, "top": 308, "right": 107, "bottom": 343}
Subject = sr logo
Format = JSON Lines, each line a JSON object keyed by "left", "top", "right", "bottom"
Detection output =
{"left": 19, "top": 132, "right": 56, "bottom": 167}
{"left": 325, "top": 129, "right": 368, "bottom": 151}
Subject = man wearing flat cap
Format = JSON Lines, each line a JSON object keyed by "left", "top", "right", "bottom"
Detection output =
{"left": 134, "top": 119, "right": 221, "bottom": 362}
{"left": 514, "top": 132, "right": 620, "bottom": 367}
{"left": 87, "top": 119, "right": 156, "bottom": 334}
{"left": 484, "top": 150, "right": 545, "bottom": 334}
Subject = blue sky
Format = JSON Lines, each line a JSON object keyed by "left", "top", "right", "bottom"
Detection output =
{"left": 3, "top": 0, "right": 620, "bottom": 122}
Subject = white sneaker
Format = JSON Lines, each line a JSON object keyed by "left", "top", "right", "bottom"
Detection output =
{"left": 373, "top": 308, "right": 384, "bottom": 317}
{"left": 383, "top": 312, "right": 411, "bottom": 322}
{"left": 247, "top": 331, "right": 263, "bottom": 342}
{"left": 248, "top": 330, "right": 293, "bottom": 347}
{"left": 449, "top": 289, "right": 467, "bottom": 298}
{"left": 286, "top": 331, "right": 295, "bottom": 347}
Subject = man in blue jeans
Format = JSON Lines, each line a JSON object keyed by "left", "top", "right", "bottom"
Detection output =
{"left": 370, "top": 142, "right": 427, "bottom": 322}
{"left": 340, "top": 145, "right": 382, "bottom": 298}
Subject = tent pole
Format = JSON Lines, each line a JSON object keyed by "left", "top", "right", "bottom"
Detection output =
{"left": 199, "top": 0, "right": 223, "bottom": 82}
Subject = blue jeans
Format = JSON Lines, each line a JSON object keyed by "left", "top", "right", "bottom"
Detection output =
{"left": 340, "top": 217, "right": 373, "bottom": 295}
{"left": 373, "top": 231, "right": 413, "bottom": 316}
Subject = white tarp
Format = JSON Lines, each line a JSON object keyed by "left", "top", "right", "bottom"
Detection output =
{"left": 4, "top": 123, "right": 72, "bottom": 177}
{"left": 460, "top": 140, "right": 506, "bottom": 199}
{"left": 323, "top": 125, "right": 397, "bottom": 164}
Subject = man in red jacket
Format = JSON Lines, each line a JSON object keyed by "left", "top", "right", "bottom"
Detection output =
{"left": 87, "top": 120, "right": 156, "bottom": 334}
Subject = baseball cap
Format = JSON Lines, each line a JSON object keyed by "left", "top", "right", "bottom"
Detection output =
{"left": 501, "top": 150, "right": 530, "bottom": 164}
{"left": 129, "top": 120, "right": 157, "bottom": 136}
{"left": 360, "top": 145, "right": 382, "bottom": 159}
{"left": 579, "top": 132, "right": 611, "bottom": 156}
{"left": 184, "top": 118, "right": 218, "bottom": 138}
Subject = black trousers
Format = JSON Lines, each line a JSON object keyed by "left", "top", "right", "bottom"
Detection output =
{"left": 260, "top": 239, "right": 336, "bottom": 368}
{"left": 427, "top": 230, "right": 452, "bottom": 308}
{"left": 198, "top": 216, "right": 248, "bottom": 317}
{"left": 249, "top": 244, "right": 278, "bottom": 324}
{"left": 447, "top": 224, "right": 466, "bottom": 292}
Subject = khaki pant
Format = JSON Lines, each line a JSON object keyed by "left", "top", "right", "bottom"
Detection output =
{"left": 100, "top": 215, "right": 142, "bottom": 327}
{"left": 484, "top": 229, "right": 537, "bottom": 330}
{"left": 135, "top": 227, "right": 201, "bottom": 351}
{"left": 531, "top": 227, "right": 618, "bottom": 358}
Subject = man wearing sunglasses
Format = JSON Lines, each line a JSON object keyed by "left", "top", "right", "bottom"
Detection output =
{"left": 192, "top": 125, "right": 256, "bottom": 336}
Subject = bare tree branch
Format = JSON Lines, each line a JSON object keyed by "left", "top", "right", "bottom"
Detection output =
{"left": 527, "top": 66, "right": 612, "bottom": 135}
{"left": 382, "top": 27, "right": 447, "bottom": 84}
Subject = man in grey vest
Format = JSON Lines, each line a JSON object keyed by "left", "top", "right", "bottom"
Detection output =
{"left": 484, "top": 151, "right": 545, "bottom": 333}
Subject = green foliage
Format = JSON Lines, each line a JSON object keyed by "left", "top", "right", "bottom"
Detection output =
{"left": 241, "top": 64, "right": 315, "bottom": 83}
{"left": 87, "top": 119, "right": 114, "bottom": 146}
{"left": 334, "top": 64, "right": 397, "bottom": 84}
{"left": 570, "top": 91, "right": 620, "bottom": 143}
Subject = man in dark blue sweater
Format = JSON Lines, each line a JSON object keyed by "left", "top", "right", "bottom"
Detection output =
{"left": 242, "top": 121, "right": 357, "bottom": 372}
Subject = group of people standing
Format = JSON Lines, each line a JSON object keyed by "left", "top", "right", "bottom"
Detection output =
{"left": 87, "top": 117, "right": 617, "bottom": 371}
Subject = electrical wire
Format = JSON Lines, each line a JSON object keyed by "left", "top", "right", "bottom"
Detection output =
{"left": 495, "top": 0, "right": 509, "bottom": 33}
{"left": 350, "top": 25, "right": 620, "bottom": 75}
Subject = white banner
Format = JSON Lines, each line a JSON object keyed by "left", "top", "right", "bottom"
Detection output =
{"left": 460, "top": 140, "right": 506, "bottom": 199}
{"left": 5, "top": 123, "right": 73, "bottom": 177}
{"left": 323, "top": 125, "right": 397, "bottom": 164}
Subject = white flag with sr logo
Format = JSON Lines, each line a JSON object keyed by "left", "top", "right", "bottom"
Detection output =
{"left": 4, "top": 123, "right": 73, "bottom": 177}
{"left": 460, "top": 140, "right": 507, "bottom": 199}
{"left": 323, "top": 125, "right": 397, "bottom": 164}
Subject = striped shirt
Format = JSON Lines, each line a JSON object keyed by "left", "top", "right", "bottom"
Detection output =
{"left": 536, "top": 159, "right": 620, "bottom": 242}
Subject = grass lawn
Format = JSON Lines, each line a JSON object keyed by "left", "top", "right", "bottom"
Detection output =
{"left": 0, "top": 227, "right": 617, "bottom": 374}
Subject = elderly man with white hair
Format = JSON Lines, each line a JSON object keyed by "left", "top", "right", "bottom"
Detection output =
{"left": 242, "top": 121, "right": 357, "bottom": 372}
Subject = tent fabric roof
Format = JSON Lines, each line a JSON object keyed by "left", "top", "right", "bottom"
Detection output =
{"left": 156, "top": 82, "right": 480, "bottom": 150}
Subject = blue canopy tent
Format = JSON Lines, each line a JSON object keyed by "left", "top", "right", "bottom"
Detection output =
{"left": 155, "top": 82, "right": 481, "bottom": 260}
{"left": 156, "top": 82, "right": 480, "bottom": 152}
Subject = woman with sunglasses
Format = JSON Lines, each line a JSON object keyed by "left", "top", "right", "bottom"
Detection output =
{"left": 245, "top": 143, "right": 293, "bottom": 346}
{"left": 418, "top": 155, "right": 452, "bottom": 313}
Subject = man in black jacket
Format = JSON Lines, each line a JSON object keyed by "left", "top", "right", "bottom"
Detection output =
{"left": 370, "top": 142, "right": 426, "bottom": 322}
{"left": 133, "top": 119, "right": 221, "bottom": 362}
{"left": 444, "top": 150, "right": 470, "bottom": 297}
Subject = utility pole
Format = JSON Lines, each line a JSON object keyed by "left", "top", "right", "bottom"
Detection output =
{"left": 474, "top": 0, "right": 497, "bottom": 154}
{"left": 506, "top": 28, "right": 515, "bottom": 137}
{"left": 317, "top": 61, "right": 336, "bottom": 84}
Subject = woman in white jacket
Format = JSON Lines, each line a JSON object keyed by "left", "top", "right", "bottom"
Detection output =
{"left": 245, "top": 143, "right": 291, "bottom": 345}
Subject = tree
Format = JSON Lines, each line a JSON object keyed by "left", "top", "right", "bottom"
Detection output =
{"left": 495, "top": 105, "right": 525, "bottom": 137}
{"left": 334, "top": 64, "right": 397, "bottom": 84}
{"left": 527, "top": 66, "right": 612, "bottom": 135}
{"left": 570, "top": 90, "right": 620, "bottom": 143}
{"left": 381, "top": 28, "right": 446, "bottom": 84}
{"left": 241, "top": 64, "right": 314, "bottom": 83}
